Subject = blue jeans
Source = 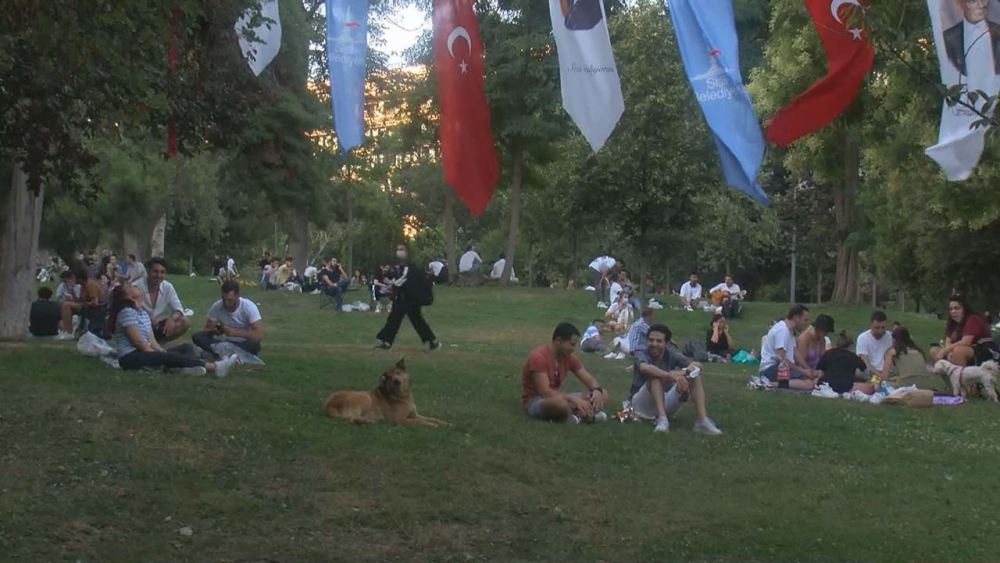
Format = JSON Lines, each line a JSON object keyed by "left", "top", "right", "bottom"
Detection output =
{"left": 323, "top": 278, "right": 351, "bottom": 310}
{"left": 760, "top": 363, "right": 806, "bottom": 381}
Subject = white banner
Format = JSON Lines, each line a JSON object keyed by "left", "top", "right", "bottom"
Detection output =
{"left": 926, "top": 0, "right": 1000, "bottom": 180}
{"left": 549, "top": 0, "right": 624, "bottom": 151}
{"left": 236, "top": 0, "right": 283, "bottom": 77}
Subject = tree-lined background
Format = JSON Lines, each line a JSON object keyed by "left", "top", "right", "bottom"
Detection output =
{"left": 3, "top": 0, "right": 999, "bottom": 341}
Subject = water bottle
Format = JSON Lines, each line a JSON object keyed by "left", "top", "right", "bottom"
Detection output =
{"left": 777, "top": 363, "right": 790, "bottom": 389}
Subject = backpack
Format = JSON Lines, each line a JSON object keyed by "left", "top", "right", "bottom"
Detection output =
{"left": 682, "top": 340, "right": 709, "bottom": 362}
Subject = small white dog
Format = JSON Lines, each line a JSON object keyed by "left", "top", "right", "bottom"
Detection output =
{"left": 933, "top": 359, "right": 999, "bottom": 401}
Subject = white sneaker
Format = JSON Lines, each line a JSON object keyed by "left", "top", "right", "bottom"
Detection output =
{"left": 175, "top": 366, "right": 207, "bottom": 377}
{"left": 615, "top": 353, "right": 626, "bottom": 360}
{"left": 567, "top": 414, "right": 581, "bottom": 425}
{"left": 593, "top": 411, "right": 608, "bottom": 423}
{"left": 214, "top": 354, "right": 240, "bottom": 378}
{"left": 811, "top": 383, "right": 839, "bottom": 399}
{"left": 603, "top": 352, "right": 617, "bottom": 360}
{"left": 654, "top": 416, "right": 670, "bottom": 433}
{"left": 685, "top": 306, "right": 693, "bottom": 312}
{"left": 597, "top": 302, "right": 608, "bottom": 309}
{"left": 747, "top": 376, "right": 765, "bottom": 390}
{"left": 56, "top": 330, "right": 75, "bottom": 341}
{"left": 693, "top": 418, "right": 723, "bottom": 435}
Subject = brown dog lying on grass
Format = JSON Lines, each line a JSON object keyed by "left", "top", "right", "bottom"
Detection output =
{"left": 323, "top": 359, "right": 448, "bottom": 426}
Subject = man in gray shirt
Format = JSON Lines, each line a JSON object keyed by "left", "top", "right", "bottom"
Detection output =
{"left": 629, "top": 324, "right": 722, "bottom": 435}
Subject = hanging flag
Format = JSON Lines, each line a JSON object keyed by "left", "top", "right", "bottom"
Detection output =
{"left": 432, "top": 0, "right": 499, "bottom": 216}
{"left": 326, "top": 0, "right": 369, "bottom": 152}
{"left": 925, "top": 0, "right": 1000, "bottom": 180}
{"left": 764, "top": 0, "right": 874, "bottom": 147}
{"left": 235, "top": 0, "right": 283, "bottom": 77}
{"left": 548, "top": 0, "right": 624, "bottom": 151}
{"left": 668, "top": 0, "right": 769, "bottom": 204}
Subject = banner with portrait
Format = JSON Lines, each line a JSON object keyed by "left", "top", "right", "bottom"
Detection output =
{"left": 926, "top": 0, "right": 1000, "bottom": 180}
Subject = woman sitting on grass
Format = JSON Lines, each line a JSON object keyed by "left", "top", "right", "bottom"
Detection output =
{"left": 880, "top": 326, "right": 931, "bottom": 387}
{"left": 797, "top": 314, "right": 834, "bottom": 371}
{"left": 931, "top": 296, "right": 999, "bottom": 367}
{"left": 706, "top": 314, "right": 735, "bottom": 362}
{"left": 109, "top": 285, "right": 238, "bottom": 377}
{"left": 816, "top": 332, "right": 872, "bottom": 394}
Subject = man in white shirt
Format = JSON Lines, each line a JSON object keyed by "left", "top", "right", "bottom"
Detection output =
{"left": 458, "top": 243, "right": 483, "bottom": 286}
{"left": 679, "top": 273, "right": 703, "bottom": 311}
{"left": 856, "top": 311, "right": 892, "bottom": 375}
{"left": 428, "top": 259, "right": 449, "bottom": 284}
{"left": 943, "top": 0, "right": 1000, "bottom": 76}
{"left": 225, "top": 255, "right": 238, "bottom": 280}
{"left": 710, "top": 274, "right": 744, "bottom": 318}
{"left": 141, "top": 257, "right": 189, "bottom": 343}
{"left": 756, "top": 304, "right": 817, "bottom": 389}
{"left": 193, "top": 280, "right": 263, "bottom": 358}
{"left": 490, "top": 253, "right": 518, "bottom": 282}
{"left": 125, "top": 254, "right": 147, "bottom": 286}
{"left": 56, "top": 270, "right": 81, "bottom": 302}
{"left": 588, "top": 255, "right": 617, "bottom": 308}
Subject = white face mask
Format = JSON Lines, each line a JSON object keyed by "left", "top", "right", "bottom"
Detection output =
{"left": 396, "top": 250, "right": 407, "bottom": 259}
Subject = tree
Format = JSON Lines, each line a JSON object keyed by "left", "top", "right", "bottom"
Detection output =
{"left": 0, "top": 0, "right": 262, "bottom": 340}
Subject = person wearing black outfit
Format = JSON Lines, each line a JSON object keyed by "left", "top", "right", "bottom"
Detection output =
{"left": 29, "top": 287, "right": 62, "bottom": 337}
{"left": 816, "top": 332, "right": 872, "bottom": 394}
{"left": 375, "top": 243, "right": 441, "bottom": 351}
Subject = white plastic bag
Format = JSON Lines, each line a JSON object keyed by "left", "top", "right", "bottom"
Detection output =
{"left": 77, "top": 332, "right": 114, "bottom": 357}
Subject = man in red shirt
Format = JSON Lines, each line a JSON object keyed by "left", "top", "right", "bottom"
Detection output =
{"left": 520, "top": 323, "right": 610, "bottom": 423}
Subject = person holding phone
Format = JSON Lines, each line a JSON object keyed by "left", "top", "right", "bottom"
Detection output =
{"left": 193, "top": 280, "right": 263, "bottom": 358}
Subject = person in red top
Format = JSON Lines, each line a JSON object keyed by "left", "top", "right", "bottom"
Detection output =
{"left": 520, "top": 323, "right": 610, "bottom": 423}
{"left": 931, "top": 296, "right": 1000, "bottom": 366}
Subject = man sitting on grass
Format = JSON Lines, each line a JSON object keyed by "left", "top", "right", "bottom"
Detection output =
{"left": 140, "top": 257, "right": 189, "bottom": 343}
{"left": 856, "top": 311, "right": 891, "bottom": 376}
{"left": 29, "top": 287, "right": 62, "bottom": 338}
{"left": 754, "top": 304, "right": 816, "bottom": 389}
{"left": 520, "top": 323, "right": 610, "bottom": 424}
{"left": 193, "top": 280, "right": 263, "bottom": 358}
{"left": 628, "top": 324, "right": 722, "bottom": 434}
{"left": 580, "top": 319, "right": 607, "bottom": 354}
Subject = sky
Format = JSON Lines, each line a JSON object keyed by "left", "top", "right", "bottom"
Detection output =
{"left": 373, "top": 5, "right": 430, "bottom": 66}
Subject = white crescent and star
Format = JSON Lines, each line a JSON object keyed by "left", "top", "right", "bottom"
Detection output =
{"left": 447, "top": 26, "right": 472, "bottom": 74}
{"left": 831, "top": 0, "right": 864, "bottom": 41}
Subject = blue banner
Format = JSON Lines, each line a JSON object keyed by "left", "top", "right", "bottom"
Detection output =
{"left": 667, "top": 0, "right": 768, "bottom": 205}
{"left": 326, "top": 0, "right": 368, "bottom": 152}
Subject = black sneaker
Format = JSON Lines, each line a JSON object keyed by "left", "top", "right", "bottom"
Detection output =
{"left": 374, "top": 341, "right": 392, "bottom": 350}
{"left": 428, "top": 340, "right": 442, "bottom": 352}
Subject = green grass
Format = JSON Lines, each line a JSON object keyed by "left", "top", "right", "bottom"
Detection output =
{"left": 2, "top": 277, "right": 998, "bottom": 562}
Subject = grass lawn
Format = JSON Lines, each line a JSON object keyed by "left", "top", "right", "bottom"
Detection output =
{"left": 3, "top": 277, "right": 999, "bottom": 562}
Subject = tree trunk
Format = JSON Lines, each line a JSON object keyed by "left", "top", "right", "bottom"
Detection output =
{"left": 817, "top": 266, "right": 823, "bottom": 305}
{"left": 122, "top": 229, "right": 145, "bottom": 262}
{"left": 831, "top": 131, "right": 861, "bottom": 304}
{"left": 346, "top": 181, "right": 354, "bottom": 274}
{"left": 527, "top": 244, "right": 535, "bottom": 288}
{"left": 0, "top": 165, "right": 44, "bottom": 341}
{"left": 288, "top": 214, "right": 310, "bottom": 275}
{"left": 500, "top": 147, "right": 524, "bottom": 286}
{"left": 444, "top": 186, "right": 457, "bottom": 276}
{"left": 570, "top": 231, "right": 579, "bottom": 286}
{"left": 150, "top": 214, "right": 167, "bottom": 258}
{"left": 871, "top": 275, "right": 877, "bottom": 308}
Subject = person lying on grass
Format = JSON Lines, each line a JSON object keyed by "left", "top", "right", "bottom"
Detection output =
{"left": 520, "top": 323, "right": 610, "bottom": 424}
{"left": 628, "top": 324, "right": 722, "bottom": 435}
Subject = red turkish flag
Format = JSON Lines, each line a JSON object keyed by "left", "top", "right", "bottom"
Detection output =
{"left": 764, "top": 0, "right": 874, "bottom": 147}
{"left": 433, "top": 0, "right": 498, "bottom": 216}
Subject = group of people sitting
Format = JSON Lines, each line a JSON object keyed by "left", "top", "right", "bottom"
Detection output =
{"left": 453, "top": 243, "right": 518, "bottom": 286}
{"left": 520, "top": 322, "right": 723, "bottom": 435}
{"left": 751, "top": 296, "right": 999, "bottom": 395}
{"left": 32, "top": 256, "right": 266, "bottom": 377}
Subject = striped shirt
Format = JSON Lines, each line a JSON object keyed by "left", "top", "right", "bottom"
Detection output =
{"left": 116, "top": 307, "right": 152, "bottom": 357}
{"left": 627, "top": 318, "right": 649, "bottom": 354}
